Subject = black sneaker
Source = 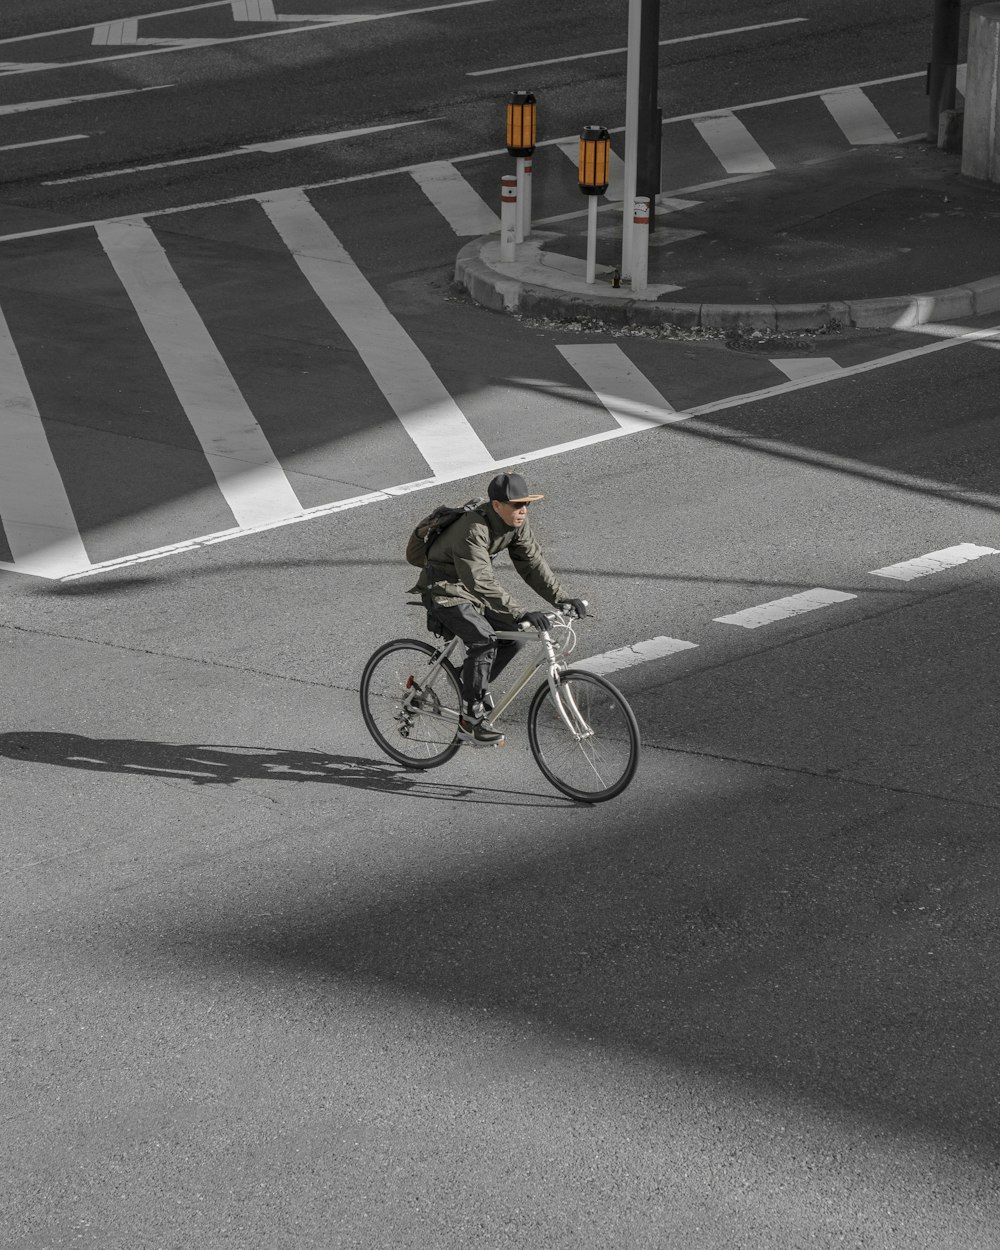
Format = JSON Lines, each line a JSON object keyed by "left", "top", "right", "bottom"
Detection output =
{"left": 458, "top": 717, "right": 505, "bottom": 748}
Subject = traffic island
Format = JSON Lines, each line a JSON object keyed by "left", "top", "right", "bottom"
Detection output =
{"left": 455, "top": 141, "right": 1000, "bottom": 331}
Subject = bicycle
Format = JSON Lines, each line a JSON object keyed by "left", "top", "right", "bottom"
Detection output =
{"left": 359, "top": 607, "right": 640, "bottom": 802}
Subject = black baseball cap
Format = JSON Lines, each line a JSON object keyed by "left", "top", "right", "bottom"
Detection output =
{"left": 487, "top": 471, "right": 544, "bottom": 503}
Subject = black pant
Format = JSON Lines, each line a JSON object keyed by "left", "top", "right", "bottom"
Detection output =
{"left": 424, "top": 599, "right": 522, "bottom": 716}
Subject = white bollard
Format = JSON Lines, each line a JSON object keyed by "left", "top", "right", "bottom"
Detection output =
{"left": 585, "top": 196, "right": 599, "bottom": 284}
{"left": 515, "top": 156, "right": 525, "bottom": 242}
{"left": 630, "top": 196, "right": 650, "bottom": 293}
{"left": 522, "top": 156, "right": 533, "bottom": 239}
{"left": 500, "top": 175, "right": 517, "bottom": 261}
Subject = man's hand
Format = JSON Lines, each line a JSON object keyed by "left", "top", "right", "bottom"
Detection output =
{"left": 519, "top": 610, "right": 551, "bottom": 630}
{"left": 561, "top": 599, "right": 588, "bottom": 619}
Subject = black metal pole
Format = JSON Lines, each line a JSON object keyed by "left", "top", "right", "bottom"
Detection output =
{"left": 927, "top": 0, "right": 961, "bottom": 141}
{"left": 635, "top": 0, "right": 661, "bottom": 230}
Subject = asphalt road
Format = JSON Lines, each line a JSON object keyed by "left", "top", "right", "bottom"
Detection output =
{"left": 2, "top": 3, "right": 999, "bottom": 1247}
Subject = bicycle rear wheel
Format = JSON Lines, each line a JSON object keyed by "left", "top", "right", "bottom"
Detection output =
{"left": 527, "top": 668, "right": 640, "bottom": 802}
{"left": 360, "top": 638, "right": 462, "bottom": 768}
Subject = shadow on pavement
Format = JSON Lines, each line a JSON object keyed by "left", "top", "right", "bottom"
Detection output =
{"left": 0, "top": 731, "right": 563, "bottom": 807}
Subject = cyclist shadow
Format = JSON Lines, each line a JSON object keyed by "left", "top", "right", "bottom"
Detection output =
{"left": 0, "top": 731, "right": 564, "bottom": 806}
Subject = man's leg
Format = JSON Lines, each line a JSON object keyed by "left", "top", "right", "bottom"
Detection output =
{"left": 424, "top": 602, "right": 497, "bottom": 719}
{"left": 483, "top": 608, "right": 523, "bottom": 684}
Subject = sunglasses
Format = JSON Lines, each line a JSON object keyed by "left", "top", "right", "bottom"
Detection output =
{"left": 504, "top": 499, "right": 531, "bottom": 509}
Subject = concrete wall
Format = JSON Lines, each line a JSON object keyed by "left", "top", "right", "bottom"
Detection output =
{"left": 962, "top": 3, "right": 1000, "bottom": 182}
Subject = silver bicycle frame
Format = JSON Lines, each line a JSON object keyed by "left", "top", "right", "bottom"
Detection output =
{"left": 405, "top": 619, "right": 589, "bottom": 740}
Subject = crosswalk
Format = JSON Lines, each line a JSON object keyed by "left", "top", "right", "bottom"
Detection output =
{"left": 0, "top": 75, "right": 952, "bottom": 580}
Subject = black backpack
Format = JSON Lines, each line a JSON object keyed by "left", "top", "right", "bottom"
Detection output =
{"left": 405, "top": 498, "right": 487, "bottom": 568}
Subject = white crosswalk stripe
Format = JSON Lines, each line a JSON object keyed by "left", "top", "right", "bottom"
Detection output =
{"left": 0, "top": 304, "right": 90, "bottom": 578}
{"left": 259, "top": 189, "right": 495, "bottom": 480}
{"left": 410, "top": 161, "right": 500, "bottom": 236}
{"left": 558, "top": 344, "right": 683, "bottom": 432}
{"left": 96, "top": 218, "right": 303, "bottom": 528}
{"left": 821, "top": 87, "right": 898, "bottom": 145}
{"left": 692, "top": 112, "right": 775, "bottom": 175}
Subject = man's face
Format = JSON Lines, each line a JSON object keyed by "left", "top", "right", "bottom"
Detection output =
{"left": 492, "top": 499, "right": 529, "bottom": 527}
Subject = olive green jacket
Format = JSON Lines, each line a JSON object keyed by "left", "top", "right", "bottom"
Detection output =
{"left": 413, "top": 505, "right": 568, "bottom": 626}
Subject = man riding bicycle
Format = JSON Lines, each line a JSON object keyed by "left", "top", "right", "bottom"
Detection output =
{"left": 414, "top": 472, "right": 587, "bottom": 747}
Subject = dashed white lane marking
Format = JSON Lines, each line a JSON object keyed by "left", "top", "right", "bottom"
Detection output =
{"left": 96, "top": 218, "right": 302, "bottom": 528}
{"left": 714, "top": 588, "right": 857, "bottom": 629}
{"left": 467, "top": 18, "right": 809, "bottom": 76}
{"left": 259, "top": 189, "right": 494, "bottom": 479}
{"left": 576, "top": 636, "right": 699, "bottom": 675}
{"left": 0, "top": 303, "right": 90, "bottom": 579}
{"left": 769, "top": 357, "right": 843, "bottom": 381}
{"left": 409, "top": 161, "right": 500, "bottom": 236}
{"left": 821, "top": 87, "right": 898, "bottom": 144}
{"left": 0, "top": 85, "right": 172, "bottom": 115}
{"left": 869, "top": 543, "right": 999, "bottom": 581}
{"left": 692, "top": 112, "right": 775, "bottom": 175}
{"left": 557, "top": 343, "right": 682, "bottom": 432}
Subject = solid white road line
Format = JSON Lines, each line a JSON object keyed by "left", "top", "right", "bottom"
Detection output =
{"left": 259, "top": 190, "right": 494, "bottom": 479}
{"left": 714, "top": 588, "right": 856, "bottom": 629}
{"left": 96, "top": 219, "right": 302, "bottom": 528}
{"left": 821, "top": 87, "right": 898, "bottom": 144}
{"left": 693, "top": 112, "right": 775, "bottom": 175}
{"left": 576, "top": 636, "right": 699, "bottom": 675}
{"left": 0, "top": 135, "right": 88, "bottom": 152}
{"left": 0, "top": 303, "right": 90, "bottom": 578}
{"left": 557, "top": 344, "right": 682, "bottom": 432}
{"left": 869, "top": 543, "right": 999, "bottom": 581}
{"left": 409, "top": 161, "right": 500, "bottom": 236}
{"left": 0, "top": 85, "right": 172, "bottom": 115}
{"left": 769, "top": 357, "right": 843, "bottom": 381}
{"left": 467, "top": 18, "right": 809, "bottom": 76}
{"left": 44, "top": 118, "right": 436, "bottom": 185}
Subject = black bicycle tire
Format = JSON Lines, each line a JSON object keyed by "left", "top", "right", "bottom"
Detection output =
{"left": 527, "top": 667, "right": 641, "bottom": 802}
{"left": 360, "top": 638, "right": 462, "bottom": 769}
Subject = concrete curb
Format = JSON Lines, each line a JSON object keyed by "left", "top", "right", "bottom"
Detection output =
{"left": 455, "top": 237, "right": 1000, "bottom": 332}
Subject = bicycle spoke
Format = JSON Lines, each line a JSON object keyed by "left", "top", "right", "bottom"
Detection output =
{"left": 528, "top": 670, "right": 640, "bottom": 801}
{"left": 360, "top": 640, "right": 462, "bottom": 769}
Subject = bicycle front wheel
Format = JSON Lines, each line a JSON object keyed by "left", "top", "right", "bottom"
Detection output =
{"left": 360, "top": 638, "right": 462, "bottom": 768}
{"left": 528, "top": 668, "right": 640, "bottom": 802}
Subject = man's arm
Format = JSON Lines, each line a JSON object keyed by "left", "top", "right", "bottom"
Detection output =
{"left": 508, "top": 521, "right": 568, "bottom": 606}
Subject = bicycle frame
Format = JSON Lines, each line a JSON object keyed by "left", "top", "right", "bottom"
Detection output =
{"left": 404, "top": 615, "right": 591, "bottom": 741}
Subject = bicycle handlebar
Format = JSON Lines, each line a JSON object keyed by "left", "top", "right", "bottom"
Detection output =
{"left": 516, "top": 600, "right": 589, "bottom": 631}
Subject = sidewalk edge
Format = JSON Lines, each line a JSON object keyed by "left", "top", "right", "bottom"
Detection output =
{"left": 455, "top": 240, "right": 1000, "bottom": 332}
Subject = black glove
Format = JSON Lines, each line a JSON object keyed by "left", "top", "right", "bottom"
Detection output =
{"left": 519, "top": 610, "right": 551, "bottom": 631}
{"left": 561, "top": 598, "right": 587, "bottom": 619}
